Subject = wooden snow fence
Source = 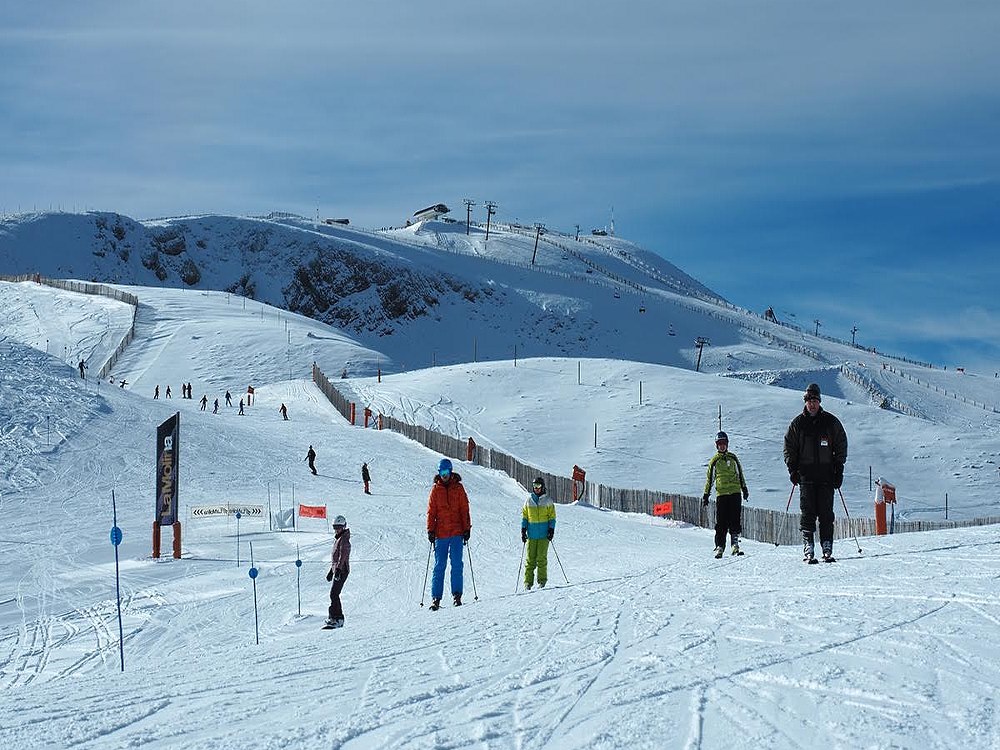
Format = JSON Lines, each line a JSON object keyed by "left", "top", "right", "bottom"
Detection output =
{"left": 311, "top": 365, "right": 1000, "bottom": 545}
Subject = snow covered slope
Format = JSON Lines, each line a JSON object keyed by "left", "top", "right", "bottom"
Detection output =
{"left": 1, "top": 281, "right": 1000, "bottom": 749}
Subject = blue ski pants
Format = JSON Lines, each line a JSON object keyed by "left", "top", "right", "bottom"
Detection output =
{"left": 431, "top": 535, "right": 464, "bottom": 599}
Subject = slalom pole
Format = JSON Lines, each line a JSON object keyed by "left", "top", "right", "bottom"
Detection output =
{"left": 514, "top": 540, "right": 526, "bottom": 593}
{"left": 295, "top": 544, "right": 302, "bottom": 617}
{"left": 248, "top": 541, "right": 260, "bottom": 645}
{"left": 550, "top": 541, "right": 569, "bottom": 584}
{"left": 465, "top": 540, "right": 479, "bottom": 601}
{"left": 774, "top": 485, "right": 796, "bottom": 546}
{"left": 838, "top": 488, "right": 863, "bottom": 554}
{"left": 110, "top": 489, "right": 125, "bottom": 672}
{"left": 419, "top": 541, "right": 433, "bottom": 607}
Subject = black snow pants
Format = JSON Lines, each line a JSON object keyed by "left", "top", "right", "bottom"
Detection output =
{"left": 799, "top": 483, "right": 835, "bottom": 545}
{"left": 328, "top": 569, "right": 349, "bottom": 621}
{"left": 714, "top": 493, "right": 743, "bottom": 548}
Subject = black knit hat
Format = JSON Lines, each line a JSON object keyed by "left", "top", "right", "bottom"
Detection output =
{"left": 804, "top": 383, "right": 821, "bottom": 402}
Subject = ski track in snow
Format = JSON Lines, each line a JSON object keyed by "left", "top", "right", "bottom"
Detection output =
{"left": 2, "top": 283, "right": 1000, "bottom": 748}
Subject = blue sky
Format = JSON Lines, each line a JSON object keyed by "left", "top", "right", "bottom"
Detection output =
{"left": 2, "top": 1, "right": 998, "bottom": 371}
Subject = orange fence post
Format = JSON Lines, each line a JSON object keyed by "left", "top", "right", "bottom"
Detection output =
{"left": 364, "top": 407, "right": 372, "bottom": 428}
{"left": 572, "top": 465, "right": 586, "bottom": 502}
{"left": 350, "top": 403, "right": 356, "bottom": 425}
{"left": 467, "top": 437, "right": 476, "bottom": 462}
{"left": 874, "top": 478, "right": 896, "bottom": 535}
{"left": 378, "top": 413, "right": 383, "bottom": 430}
{"left": 172, "top": 521, "right": 182, "bottom": 559}
{"left": 152, "top": 520, "right": 161, "bottom": 558}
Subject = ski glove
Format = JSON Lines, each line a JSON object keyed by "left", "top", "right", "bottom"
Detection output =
{"left": 789, "top": 470, "right": 800, "bottom": 485}
{"left": 521, "top": 529, "right": 528, "bottom": 543}
{"left": 427, "top": 531, "right": 436, "bottom": 544}
{"left": 326, "top": 568, "right": 334, "bottom": 582}
{"left": 547, "top": 528, "right": 554, "bottom": 541}
{"left": 742, "top": 487, "right": 749, "bottom": 500}
{"left": 463, "top": 529, "right": 471, "bottom": 542}
{"left": 833, "top": 466, "right": 844, "bottom": 489}
{"left": 702, "top": 494, "right": 710, "bottom": 507}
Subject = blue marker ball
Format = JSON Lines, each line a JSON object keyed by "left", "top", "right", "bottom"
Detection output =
{"left": 295, "top": 559, "right": 302, "bottom": 568}
{"left": 110, "top": 527, "right": 123, "bottom": 546}
{"left": 249, "top": 567, "right": 258, "bottom": 579}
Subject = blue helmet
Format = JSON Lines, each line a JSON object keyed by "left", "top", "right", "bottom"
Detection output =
{"left": 438, "top": 458, "right": 453, "bottom": 474}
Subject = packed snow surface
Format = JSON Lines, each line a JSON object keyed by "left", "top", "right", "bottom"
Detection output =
{"left": 1, "top": 281, "right": 999, "bottom": 749}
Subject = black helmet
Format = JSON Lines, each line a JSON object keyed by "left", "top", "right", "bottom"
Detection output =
{"left": 716, "top": 431, "right": 728, "bottom": 443}
{"left": 804, "top": 383, "right": 822, "bottom": 402}
{"left": 532, "top": 477, "right": 546, "bottom": 492}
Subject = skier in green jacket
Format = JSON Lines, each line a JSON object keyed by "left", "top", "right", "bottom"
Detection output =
{"left": 703, "top": 431, "right": 749, "bottom": 558}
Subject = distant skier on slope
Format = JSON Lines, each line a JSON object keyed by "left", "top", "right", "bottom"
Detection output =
{"left": 703, "top": 431, "right": 748, "bottom": 558}
{"left": 362, "top": 462, "right": 371, "bottom": 494}
{"left": 306, "top": 445, "right": 317, "bottom": 475}
{"left": 784, "top": 383, "right": 848, "bottom": 563}
{"left": 522, "top": 477, "right": 556, "bottom": 590}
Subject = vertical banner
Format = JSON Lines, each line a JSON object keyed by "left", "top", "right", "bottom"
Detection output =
{"left": 156, "top": 413, "right": 180, "bottom": 526}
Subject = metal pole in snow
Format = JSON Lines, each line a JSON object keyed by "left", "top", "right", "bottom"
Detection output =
{"left": 249, "top": 541, "right": 260, "bottom": 645}
{"left": 295, "top": 545, "right": 302, "bottom": 617}
{"left": 111, "top": 489, "right": 125, "bottom": 671}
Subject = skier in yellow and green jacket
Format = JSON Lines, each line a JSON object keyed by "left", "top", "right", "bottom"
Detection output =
{"left": 521, "top": 477, "right": 556, "bottom": 589}
{"left": 702, "top": 431, "right": 749, "bottom": 558}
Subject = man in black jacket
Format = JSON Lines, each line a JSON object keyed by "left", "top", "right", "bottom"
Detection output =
{"left": 783, "top": 383, "right": 848, "bottom": 562}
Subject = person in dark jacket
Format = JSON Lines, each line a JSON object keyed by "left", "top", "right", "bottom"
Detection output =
{"left": 306, "top": 445, "right": 317, "bottom": 475}
{"left": 784, "top": 383, "right": 848, "bottom": 562}
{"left": 426, "top": 458, "right": 472, "bottom": 610}
{"left": 325, "top": 515, "right": 351, "bottom": 628}
{"left": 362, "top": 462, "right": 372, "bottom": 495}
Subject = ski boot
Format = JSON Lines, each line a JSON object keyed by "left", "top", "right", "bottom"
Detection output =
{"left": 731, "top": 535, "right": 744, "bottom": 556}
{"left": 821, "top": 540, "right": 836, "bottom": 563}
{"left": 453, "top": 593, "right": 463, "bottom": 607}
{"left": 713, "top": 546, "right": 724, "bottom": 559}
{"left": 429, "top": 598, "right": 441, "bottom": 611}
{"left": 802, "top": 531, "right": 818, "bottom": 564}
{"left": 538, "top": 581, "right": 546, "bottom": 589}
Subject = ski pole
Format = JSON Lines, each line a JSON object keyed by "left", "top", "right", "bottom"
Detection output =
{"left": 419, "top": 541, "right": 433, "bottom": 607}
{"left": 550, "top": 541, "right": 569, "bottom": 584}
{"left": 838, "top": 488, "right": 863, "bottom": 554}
{"left": 465, "top": 540, "right": 479, "bottom": 601}
{"left": 774, "top": 485, "right": 796, "bottom": 546}
{"left": 515, "top": 540, "right": 526, "bottom": 593}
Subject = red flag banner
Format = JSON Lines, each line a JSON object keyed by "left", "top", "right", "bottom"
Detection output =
{"left": 652, "top": 501, "right": 673, "bottom": 516}
{"left": 298, "top": 504, "right": 327, "bottom": 519}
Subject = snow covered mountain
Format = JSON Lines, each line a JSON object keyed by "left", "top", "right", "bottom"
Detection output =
{"left": 2, "top": 209, "right": 834, "bottom": 374}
